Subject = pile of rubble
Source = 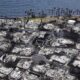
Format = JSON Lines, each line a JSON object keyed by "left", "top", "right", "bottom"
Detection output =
{"left": 0, "top": 17, "right": 80, "bottom": 80}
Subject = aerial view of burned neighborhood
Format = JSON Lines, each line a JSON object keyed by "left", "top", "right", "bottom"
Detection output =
{"left": 0, "top": 0, "right": 80, "bottom": 80}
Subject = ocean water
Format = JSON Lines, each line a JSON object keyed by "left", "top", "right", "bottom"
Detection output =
{"left": 0, "top": 0, "right": 80, "bottom": 17}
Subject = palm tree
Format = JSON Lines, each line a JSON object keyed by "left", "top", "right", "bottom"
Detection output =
{"left": 63, "top": 8, "right": 71, "bottom": 18}
{"left": 76, "top": 9, "right": 80, "bottom": 15}
{"left": 56, "top": 7, "right": 61, "bottom": 17}
{"left": 68, "top": 9, "right": 73, "bottom": 16}
{"left": 5, "top": 16, "right": 8, "bottom": 23}
{"left": 40, "top": 10, "right": 47, "bottom": 18}
{"left": 60, "top": 8, "right": 65, "bottom": 16}
{"left": 52, "top": 7, "right": 56, "bottom": 16}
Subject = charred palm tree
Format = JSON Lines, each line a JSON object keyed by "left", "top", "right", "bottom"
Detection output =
{"left": 52, "top": 7, "right": 57, "bottom": 16}
{"left": 56, "top": 8, "right": 60, "bottom": 16}
{"left": 40, "top": 10, "right": 47, "bottom": 18}
{"left": 25, "top": 9, "right": 36, "bottom": 22}
{"left": 60, "top": 8, "right": 65, "bottom": 16}
{"left": 76, "top": 9, "right": 80, "bottom": 15}
{"left": 5, "top": 16, "right": 8, "bottom": 23}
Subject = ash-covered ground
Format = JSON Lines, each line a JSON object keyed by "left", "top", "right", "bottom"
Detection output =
{"left": 0, "top": 16, "right": 80, "bottom": 80}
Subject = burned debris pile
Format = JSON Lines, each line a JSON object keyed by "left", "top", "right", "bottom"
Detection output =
{"left": 0, "top": 17, "right": 79, "bottom": 80}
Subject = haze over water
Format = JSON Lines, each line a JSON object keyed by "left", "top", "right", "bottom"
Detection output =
{"left": 0, "top": 0, "right": 80, "bottom": 17}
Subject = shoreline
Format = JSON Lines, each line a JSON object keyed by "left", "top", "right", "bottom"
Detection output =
{"left": 1, "top": 15, "right": 80, "bottom": 22}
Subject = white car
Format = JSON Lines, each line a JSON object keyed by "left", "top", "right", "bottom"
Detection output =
{"left": 67, "top": 20, "right": 76, "bottom": 25}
